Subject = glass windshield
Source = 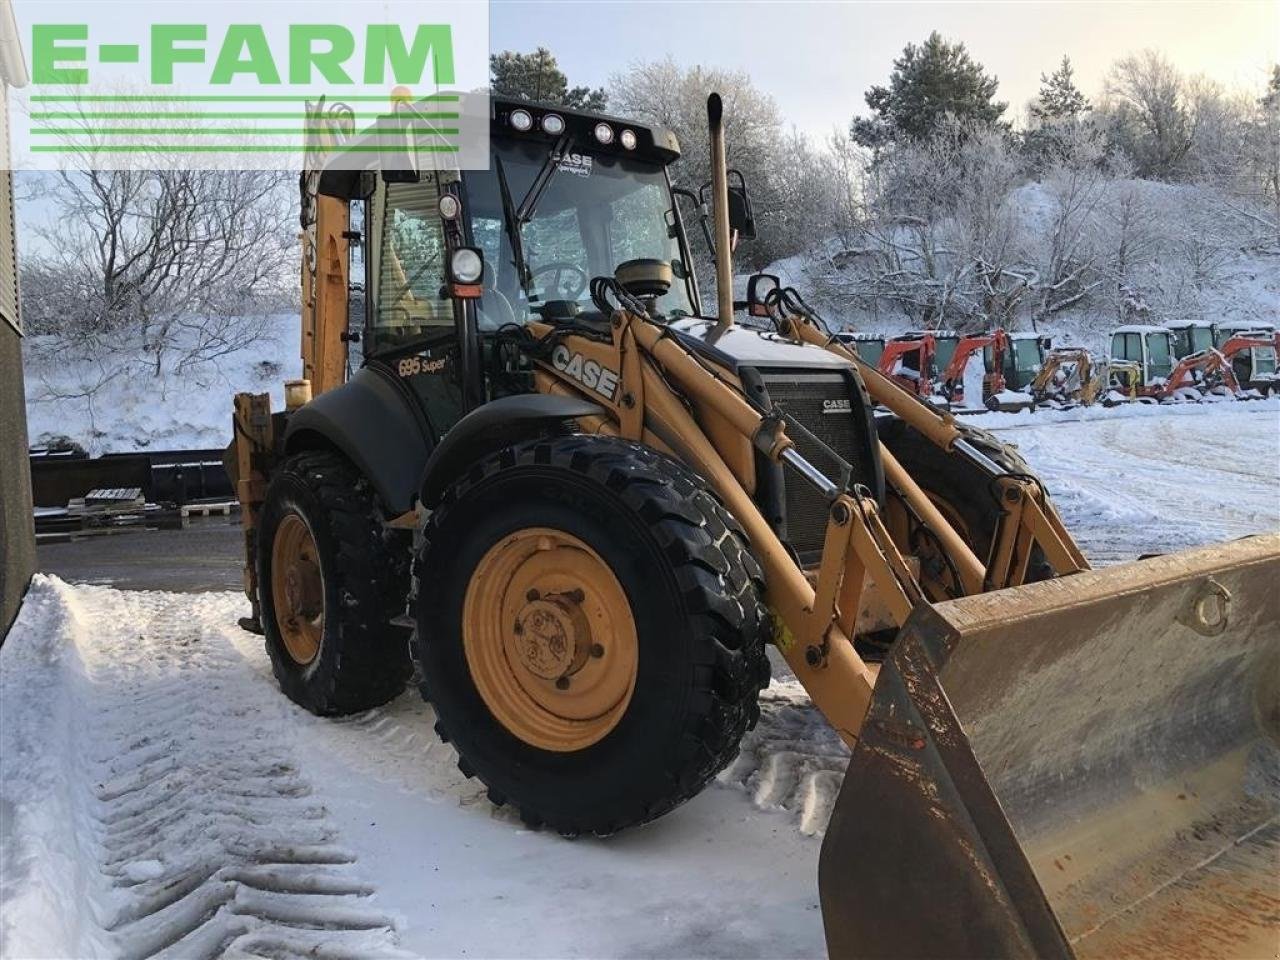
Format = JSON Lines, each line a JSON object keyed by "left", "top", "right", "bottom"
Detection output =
{"left": 1173, "top": 327, "right": 1213, "bottom": 357}
{"left": 1253, "top": 347, "right": 1276, "bottom": 376}
{"left": 857, "top": 340, "right": 884, "bottom": 366}
{"left": 464, "top": 137, "right": 693, "bottom": 328}
{"left": 1014, "top": 338, "right": 1042, "bottom": 372}
{"left": 934, "top": 336, "right": 958, "bottom": 373}
{"left": 1147, "top": 333, "right": 1173, "bottom": 379}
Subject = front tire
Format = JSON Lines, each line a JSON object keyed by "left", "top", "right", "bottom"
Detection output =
{"left": 413, "top": 435, "right": 770, "bottom": 836}
{"left": 879, "top": 420, "right": 1054, "bottom": 589}
{"left": 258, "top": 451, "right": 412, "bottom": 715}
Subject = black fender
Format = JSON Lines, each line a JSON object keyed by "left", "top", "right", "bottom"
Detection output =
{"left": 419, "top": 394, "right": 604, "bottom": 507}
{"left": 284, "top": 367, "right": 432, "bottom": 515}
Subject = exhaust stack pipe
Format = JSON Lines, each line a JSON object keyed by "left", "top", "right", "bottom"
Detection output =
{"left": 707, "top": 93, "right": 734, "bottom": 331}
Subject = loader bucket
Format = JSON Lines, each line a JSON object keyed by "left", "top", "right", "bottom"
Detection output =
{"left": 820, "top": 534, "right": 1280, "bottom": 960}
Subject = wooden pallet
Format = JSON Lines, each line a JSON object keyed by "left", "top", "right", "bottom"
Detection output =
{"left": 180, "top": 501, "right": 238, "bottom": 518}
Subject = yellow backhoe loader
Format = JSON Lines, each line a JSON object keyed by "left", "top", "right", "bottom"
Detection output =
{"left": 230, "top": 91, "right": 1279, "bottom": 958}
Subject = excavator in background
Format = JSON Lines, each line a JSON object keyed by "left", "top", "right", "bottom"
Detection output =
{"left": 1028, "top": 347, "right": 1112, "bottom": 408}
{"left": 935, "top": 329, "right": 1011, "bottom": 408}
{"left": 1214, "top": 322, "right": 1279, "bottom": 396}
{"left": 1000, "top": 331, "right": 1050, "bottom": 392}
{"left": 876, "top": 331, "right": 939, "bottom": 398}
{"left": 1167, "top": 319, "right": 1278, "bottom": 397}
{"left": 229, "top": 90, "right": 1279, "bottom": 959}
{"left": 1109, "top": 323, "right": 1241, "bottom": 401}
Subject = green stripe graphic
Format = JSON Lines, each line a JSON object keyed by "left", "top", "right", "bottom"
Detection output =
{"left": 31, "top": 94, "right": 461, "bottom": 103}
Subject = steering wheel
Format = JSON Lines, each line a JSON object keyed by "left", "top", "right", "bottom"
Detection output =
{"left": 531, "top": 261, "right": 589, "bottom": 300}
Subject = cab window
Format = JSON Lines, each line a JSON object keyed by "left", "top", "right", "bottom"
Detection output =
{"left": 857, "top": 340, "right": 884, "bottom": 366}
{"left": 1111, "top": 332, "right": 1143, "bottom": 362}
{"left": 1146, "top": 333, "right": 1173, "bottom": 379}
{"left": 371, "top": 176, "right": 452, "bottom": 352}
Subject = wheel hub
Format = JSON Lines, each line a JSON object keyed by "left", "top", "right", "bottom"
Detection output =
{"left": 271, "top": 513, "right": 324, "bottom": 665}
{"left": 512, "top": 596, "right": 590, "bottom": 680}
{"left": 463, "top": 528, "right": 638, "bottom": 752}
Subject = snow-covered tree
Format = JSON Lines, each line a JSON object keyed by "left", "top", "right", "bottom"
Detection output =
{"left": 1032, "top": 123, "right": 1108, "bottom": 325}
{"left": 608, "top": 58, "right": 792, "bottom": 270}
{"left": 490, "top": 47, "right": 607, "bottom": 111}
{"left": 1031, "top": 56, "right": 1091, "bottom": 124}
{"left": 851, "top": 32, "right": 1006, "bottom": 149}
{"left": 1100, "top": 50, "right": 1194, "bottom": 180}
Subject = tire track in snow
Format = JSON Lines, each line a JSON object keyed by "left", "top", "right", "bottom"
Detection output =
{"left": 3, "top": 579, "right": 406, "bottom": 960}
{"left": 717, "top": 681, "right": 850, "bottom": 837}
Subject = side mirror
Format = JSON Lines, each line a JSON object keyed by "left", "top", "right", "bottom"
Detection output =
{"left": 726, "top": 170, "right": 756, "bottom": 240}
{"left": 746, "top": 273, "right": 779, "bottom": 318}
{"left": 697, "top": 169, "right": 756, "bottom": 254}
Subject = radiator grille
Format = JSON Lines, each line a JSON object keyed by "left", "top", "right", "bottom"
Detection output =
{"left": 755, "top": 370, "right": 863, "bottom": 561}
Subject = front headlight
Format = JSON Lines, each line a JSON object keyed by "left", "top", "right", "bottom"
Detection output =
{"left": 450, "top": 247, "right": 484, "bottom": 285}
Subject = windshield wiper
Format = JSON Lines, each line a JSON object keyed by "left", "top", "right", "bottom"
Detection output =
{"left": 494, "top": 153, "right": 532, "bottom": 295}
{"left": 494, "top": 133, "right": 573, "bottom": 299}
{"left": 517, "top": 132, "right": 571, "bottom": 224}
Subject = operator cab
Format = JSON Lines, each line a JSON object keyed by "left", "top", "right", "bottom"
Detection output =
{"left": 1002, "top": 334, "right": 1048, "bottom": 391}
{"left": 314, "top": 95, "right": 709, "bottom": 434}
{"left": 1168, "top": 320, "right": 1215, "bottom": 359}
{"left": 1111, "top": 325, "right": 1175, "bottom": 386}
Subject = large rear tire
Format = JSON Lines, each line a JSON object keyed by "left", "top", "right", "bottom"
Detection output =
{"left": 413, "top": 435, "right": 771, "bottom": 836}
{"left": 258, "top": 451, "right": 413, "bottom": 715}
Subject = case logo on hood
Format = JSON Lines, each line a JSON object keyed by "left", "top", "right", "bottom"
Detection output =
{"left": 551, "top": 345, "right": 619, "bottom": 401}
{"left": 823, "top": 398, "right": 852, "bottom": 414}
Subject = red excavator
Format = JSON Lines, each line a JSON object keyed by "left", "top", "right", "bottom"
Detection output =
{"left": 936, "top": 330, "right": 1010, "bottom": 407}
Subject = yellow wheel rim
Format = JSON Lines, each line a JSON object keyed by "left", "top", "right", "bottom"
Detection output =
{"left": 463, "top": 527, "right": 638, "bottom": 752}
{"left": 271, "top": 513, "right": 325, "bottom": 665}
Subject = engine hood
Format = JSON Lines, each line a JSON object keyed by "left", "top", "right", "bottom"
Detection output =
{"left": 667, "top": 317, "right": 853, "bottom": 371}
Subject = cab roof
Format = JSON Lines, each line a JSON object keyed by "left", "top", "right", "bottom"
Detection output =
{"left": 491, "top": 96, "right": 681, "bottom": 164}
{"left": 1113, "top": 324, "right": 1172, "bottom": 335}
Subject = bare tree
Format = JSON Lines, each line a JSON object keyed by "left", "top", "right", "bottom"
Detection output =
{"left": 22, "top": 166, "right": 293, "bottom": 374}
{"left": 1102, "top": 51, "right": 1193, "bottom": 180}
{"left": 609, "top": 58, "right": 790, "bottom": 271}
{"left": 1032, "top": 123, "right": 1108, "bottom": 325}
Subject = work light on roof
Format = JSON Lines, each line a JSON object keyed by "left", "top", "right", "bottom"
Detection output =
{"left": 510, "top": 109, "right": 534, "bottom": 132}
{"left": 438, "top": 195, "right": 460, "bottom": 220}
{"left": 619, "top": 129, "right": 637, "bottom": 150}
{"left": 541, "top": 113, "right": 565, "bottom": 135}
{"left": 593, "top": 122, "right": 614, "bottom": 145}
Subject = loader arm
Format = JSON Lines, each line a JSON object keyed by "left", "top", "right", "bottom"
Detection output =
{"left": 773, "top": 311, "right": 1088, "bottom": 588}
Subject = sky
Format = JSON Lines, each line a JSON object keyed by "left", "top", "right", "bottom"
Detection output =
{"left": 490, "top": 0, "right": 1279, "bottom": 139}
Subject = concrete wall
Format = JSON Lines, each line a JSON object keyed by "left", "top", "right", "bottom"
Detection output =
{"left": 0, "top": 65, "right": 33, "bottom": 638}
{"left": 1, "top": 318, "right": 34, "bottom": 637}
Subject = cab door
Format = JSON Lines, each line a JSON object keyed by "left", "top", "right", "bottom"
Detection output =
{"left": 366, "top": 174, "right": 472, "bottom": 437}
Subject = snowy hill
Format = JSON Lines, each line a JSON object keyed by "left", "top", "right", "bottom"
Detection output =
{"left": 23, "top": 315, "right": 298, "bottom": 456}
{"left": 760, "top": 178, "right": 1280, "bottom": 353}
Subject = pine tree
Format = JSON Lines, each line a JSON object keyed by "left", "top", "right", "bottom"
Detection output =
{"left": 1031, "top": 56, "right": 1090, "bottom": 123}
{"left": 851, "top": 32, "right": 1006, "bottom": 147}
{"left": 490, "top": 47, "right": 607, "bottom": 112}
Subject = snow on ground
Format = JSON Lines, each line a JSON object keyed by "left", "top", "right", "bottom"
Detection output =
{"left": 0, "top": 580, "right": 829, "bottom": 960}
{"left": 2, "top": 402, "right": 1277, "bottom": 958}
{"left": 970, "top": 398, "right": 1280, "bottom": 563}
